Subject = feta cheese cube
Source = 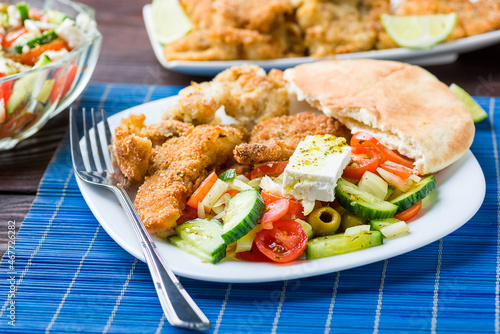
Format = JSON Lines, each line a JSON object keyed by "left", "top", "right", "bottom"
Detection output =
{"left": 283, "top": 135, "right": 351, "bottom": 214}
{"left": 55, "top": 18, "right": 85, "bottom": 48}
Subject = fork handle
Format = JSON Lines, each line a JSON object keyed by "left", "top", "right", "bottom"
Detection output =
{"left": 113, "top": 185, "right": 211, "bottom": 331}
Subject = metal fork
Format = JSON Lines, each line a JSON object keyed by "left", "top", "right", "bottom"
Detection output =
{"left": 69, "top": 107, "right": 211, "bottom": 331}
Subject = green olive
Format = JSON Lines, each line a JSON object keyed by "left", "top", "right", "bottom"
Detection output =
{"left": 340, "top": 212, "right": 369, "bottom": 232}
{"left": 308, "top": 207, "right": 341, "bottom": 237}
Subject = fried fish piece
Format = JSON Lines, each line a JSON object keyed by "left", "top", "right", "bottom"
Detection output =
{"left": 113, "top": 114, "right": 193, "bottom": 183}
{"left": 163, "top": 27, "right": 284, "bottom": 61}
{"left": 164, "top": 65, "right": 289, "bottom": 132}
{"left": 233, "top": 112, "right": 351, "bottom": 164}
{"left": 179, "top": 0, "right": 305, "bottom": 58}
{"left": 296, "top": 0, "right": 390, "bottom": 57}
{"left": 135, "top": 124, "right": 245, "bottom": 233}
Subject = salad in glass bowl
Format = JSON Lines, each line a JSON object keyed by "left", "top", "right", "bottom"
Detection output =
{"left": 0, "top": 0, "right": 101, "bottom": 150}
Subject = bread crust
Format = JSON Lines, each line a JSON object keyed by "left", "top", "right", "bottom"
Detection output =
{"left": 284, "top": 59, "right": 475, "bottom": 174}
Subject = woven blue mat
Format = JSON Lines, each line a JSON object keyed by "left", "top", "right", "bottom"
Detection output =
{"left": 0, "top": 82, "right": 498, "bottom": 334}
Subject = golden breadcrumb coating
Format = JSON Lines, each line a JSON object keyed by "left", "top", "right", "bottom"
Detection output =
{"left": 296, "top": 0, "right": 391, "bottom": 57}
{"left": 134, "top": 124, "right": 245, "bottom": 233}
{"left": 234, "top": 112, "right": 351, "bottom": 164}
{"left": 163, "top": 27, "right": 284, "bottom": 61}
{"left": 113, "top": 114, "right": 193, "bottom": 183}
{"left": 164, "top": 65, "right": 289, "bottom": 132}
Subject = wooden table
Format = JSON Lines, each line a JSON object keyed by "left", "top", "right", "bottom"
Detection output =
{"left": 1, "top": 0, "right": 500, "bottom": 256}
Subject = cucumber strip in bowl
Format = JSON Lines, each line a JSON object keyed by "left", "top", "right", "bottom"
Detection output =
{"left": 335, "top": 178, "right": 398, "bottom": 219}
{"left": 222, "top": 189, "right": 265, "bottom": 244}
{"left": 174, "top": 218, "right": 226, "bottom": 264}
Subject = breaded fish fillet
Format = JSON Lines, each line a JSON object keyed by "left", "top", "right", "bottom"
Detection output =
{"left": 163, "top": 27, "right": 283, "bottom": 61}
{"left": 164, "top": 65, "right": 290, "bottom": 132}
{"left": 135, "top": 124, "right": 245, "bottom": 233}
{"left": 113, "top": 114, "right": 193, "bottom": 183}
{"left": 233, "top": 112, "right": 351, "bottom": 164}
{"left": 177, "top": 0, "right": 304, "bottom": 58}
{"left": 296, "top": 0, "right": 391, "bottom": 57}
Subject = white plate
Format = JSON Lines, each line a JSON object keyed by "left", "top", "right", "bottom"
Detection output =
{"left": 76, "top": 96, "right": 486, "bottom": 283}
{"left": 143, "top": 4, "right": 500, "bottom": 76}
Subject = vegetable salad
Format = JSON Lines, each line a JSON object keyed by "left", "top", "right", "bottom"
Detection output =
{"left": 166, "top": 132, "right": 436, "bottom": 264}
{"left": 0, "top": 2, "right": 92, "bottom": 133}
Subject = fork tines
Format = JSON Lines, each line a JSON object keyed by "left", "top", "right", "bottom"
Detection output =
{"left": 70, "top": 107, "right": 114, "bottom": 175}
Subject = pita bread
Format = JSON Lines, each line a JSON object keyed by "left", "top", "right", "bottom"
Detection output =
{"left": 283, "top": 59, "right": 475, "bottom": 174}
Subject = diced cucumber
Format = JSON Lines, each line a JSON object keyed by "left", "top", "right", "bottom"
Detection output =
{"left": 389, "top": 175, "right": 436, "bottom": 212}
{"left": 335, "top": 178, "right": 398, "bottom": 219}
{"left": 306, "top": 231, "right": 383, "bottom": 259}
{"left": 174, "top": 218, "right": 226, "bottom": 264}
{"left": 219, "top": 169, "right": 236, "bottom": 181}
{"left": 168, "top": 236, "right": 213, "bottom": 263}
{"left": 47, "top": 10, "right": 68, "bottom": 25}
{"left": 370, "top": 218, "right": 402, "bottom": 231}
{"left": 222, "top": 189, "right": 265, "bottom": 244}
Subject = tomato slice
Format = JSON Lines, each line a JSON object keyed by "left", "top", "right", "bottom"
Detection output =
{"left": 0, "top": 113, "right": 37, "bottom": 138}
{"left": 235, "top": 242, "right": 271, "bottom": 262}
{"left": 255, "top": 219, "right": 308, "bottom": 263}
{"left": 186, "top": 171, "right": 218, "bottom": 209}
{"left": 260, "top": 199, "right": 289, "bottom": 229}
{"left": 225, "top": 189, "right": 240, "bottom": 197}
{"left": 394, "top": 201, "right": 422, "bottom": 221}
{"left": 177, "top": 206, "right": 198, "bottom": 224}
{"left": 250, "top": 161, "right": 288, "bottom": 179}
{"left": 261, "top": 191, "right": 306, "bottom": 220}
{"left": 342, "top": 145, "right": 379, "bottom": 180}
{"left": 379, "top": 162, "right": 414, "bottom": 179}
{"left": 50, "top": 63, "right": 78, "bottom": 103}
{"left": 351, "top": 131, "right": 379, "bottom": 148}
{"left": 2, "top": 27, "right": 28, "bottom": 48}
{"left": 19, "top": 41, "right": 69, "bottom": 66}
{"left": 0, "top": 74, "right": 13, "bottom": 108}
{"left": 377, "top": 144, "right": 415, "bottom": 169}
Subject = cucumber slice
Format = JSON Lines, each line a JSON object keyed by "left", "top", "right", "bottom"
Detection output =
{"left": 370, "top": 218, "right": 402, "bottom": 231}
{"left": 306, "top": 231, "right": 383, "bottom": 259}
{"left": 335, "top": 178, "right": 398, "bottom": 219}
{"left": 389, "top": 175, "right": 436, "bottom": 212}
{"left": 174, "top": 218, "right": 226, "bottom": 264}
{"left": 222, "top": 189, "right": 265, "bottom": 244}
{"left": 219, "top": 169, "right": 236, "bottom": 181}
{"left": 168, "top": 236, "right": 213, "bottom": 263}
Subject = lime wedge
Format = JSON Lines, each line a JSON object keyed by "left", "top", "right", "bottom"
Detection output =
{"left": 450, "top": 83, "right": 488, "bottom": 123}
{"left": 151, "top": 0, "right": 192, "bottom": 45}
{"left": 381, "top": 13, "right": 457, "bottom": 49}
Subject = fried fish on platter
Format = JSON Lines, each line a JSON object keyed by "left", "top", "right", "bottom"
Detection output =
{"left": 233, "top": 112, "right": 351, "bottom": 164}
{"left": 164, "top": 65, "right": 289, "bottom": 132}
{"left": 134, "top": 124, "right": 245, "bottom": 233}
{"left": 163, "top": 27, "right": 284, "bottom": 61}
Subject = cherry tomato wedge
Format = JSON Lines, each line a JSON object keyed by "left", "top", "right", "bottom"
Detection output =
{"left": 351, "top": 131, "right": 379, "bottom": 150}
{"left": 50, "top": 63, "right": 78, "bottom": 103}
{"left": 19, "top": 41, "right": 69, "bottom": 66}
{"left": 378, "top": 145, "right": 415, "bottom": 169}
{"left": 235, "top": 242, "right": 271, "bottom": 262}
{"left": 260, "top": 199, "right": 289, "bottom": 229}
{"left": 255, "top": 219, "right": 308, "bottom": 263}
{"left": 0, "top": 74, "right": 13, "bottom": 109}
{"left": 177, "top": 206, "right": 198, "bottom": 224}
{"left": 394, "top": 201, "right": 422, "bottom": 221}
{"left": 186, "top": 171, "right": 218, "bottom": 209}
{"left": 250, "top": 161, "right": 288, "bottom": 179}
{"left": 261, "top": 191, "right": 306, "bottom": 220}
{"left": 2, "top": 27, "right": 28, "bottom": 48}
{"left": 342, "top": 145, "right": 379, "bottom": 180}
{"left": 379, "top": 162, "right": 414, "bottom": 179}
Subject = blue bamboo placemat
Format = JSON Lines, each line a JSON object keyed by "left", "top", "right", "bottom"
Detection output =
{"left": 0, "top": 82, "right": 498, "bottom": 334}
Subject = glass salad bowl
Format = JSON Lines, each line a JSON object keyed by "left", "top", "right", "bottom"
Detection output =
{"left": 0, "top": 0, "right": 102, "bottom": 150}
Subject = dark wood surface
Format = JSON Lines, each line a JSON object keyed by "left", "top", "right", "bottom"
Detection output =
{"left": 1, "top": 0, "right": 500, "bottom": 256}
